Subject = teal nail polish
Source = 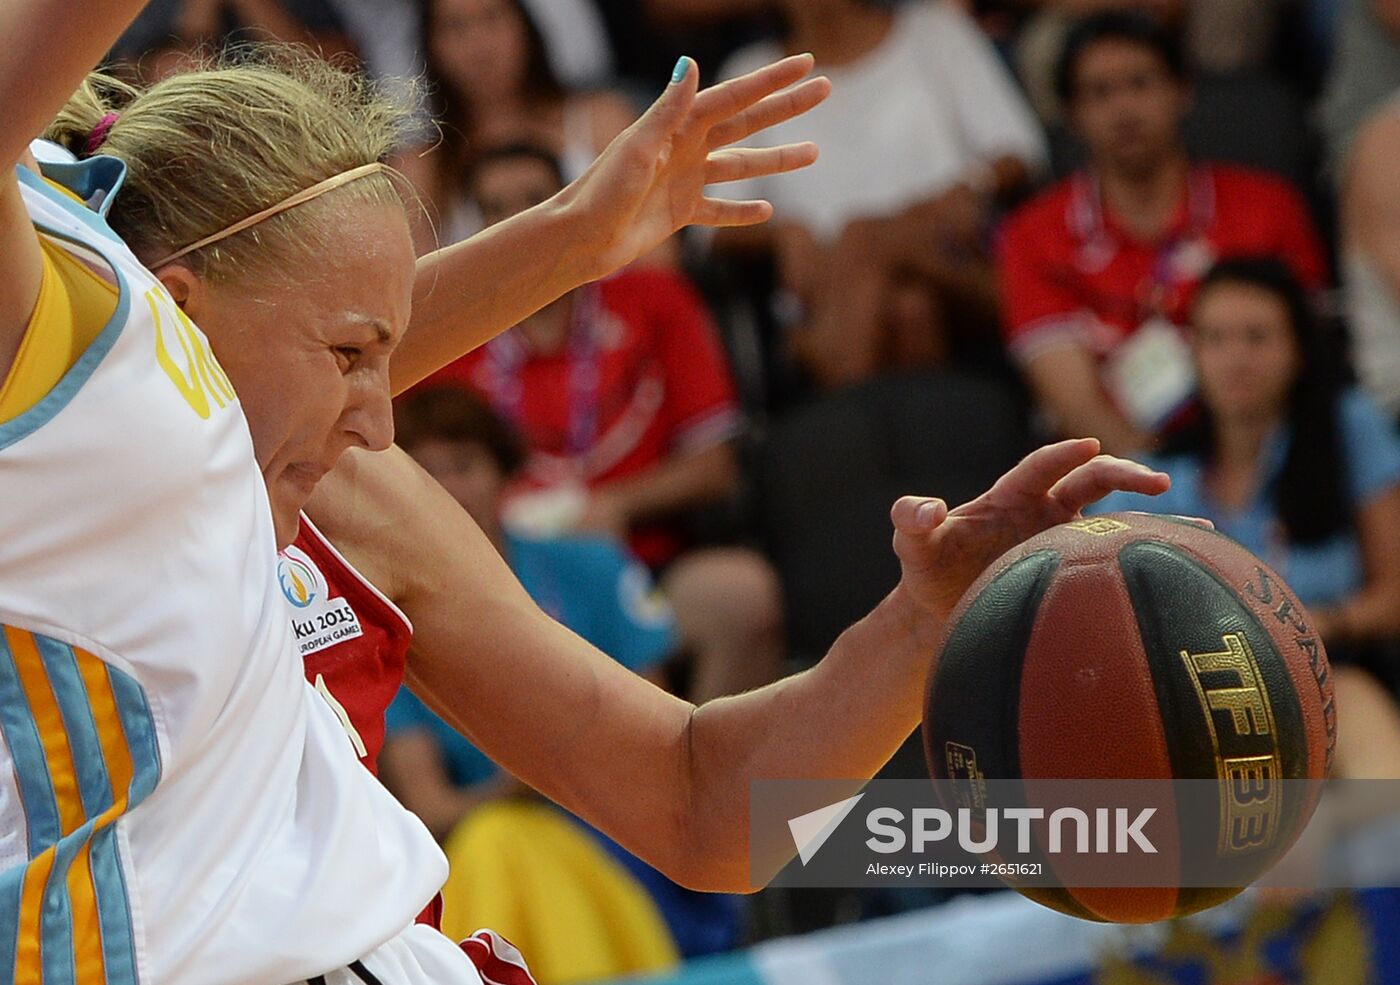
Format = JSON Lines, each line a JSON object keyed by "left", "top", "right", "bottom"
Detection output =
{"left": 670, "top": 56, "right": 690, "bottom": 85}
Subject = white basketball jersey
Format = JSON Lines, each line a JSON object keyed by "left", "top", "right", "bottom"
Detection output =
{"left": 0, "top": 160, "right": 446, "bottom": 984}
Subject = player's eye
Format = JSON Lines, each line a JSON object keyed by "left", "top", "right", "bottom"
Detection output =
{"left": 333, "top": 346, "right": 363, "bottom": 371}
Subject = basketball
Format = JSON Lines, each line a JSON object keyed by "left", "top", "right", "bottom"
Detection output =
{"left": 922, "top": 512, "right": 1336, "bottom": 924}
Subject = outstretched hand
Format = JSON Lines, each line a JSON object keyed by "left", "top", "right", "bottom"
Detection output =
{"left": 565, "top": 54, "right": 830, "bottom": 277}
{"left": 889, "top": 439, "right": 1171, "bottom": 629}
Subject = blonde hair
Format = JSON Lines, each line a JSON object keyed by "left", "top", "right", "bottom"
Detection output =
{"left": 46, "top": 48, "right": 416, "bottom": 283}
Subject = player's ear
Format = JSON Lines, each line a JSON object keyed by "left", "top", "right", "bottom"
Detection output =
{"left": 151, "top": 263, "right": 205, "bottom": 315}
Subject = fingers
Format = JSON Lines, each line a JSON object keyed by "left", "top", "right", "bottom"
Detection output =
{"left": 707, "top": 77, "right": 832, "bottom": 149}
{"left": 693, "top": 53, "right": 817, "bottom": 127}
{"left": 692, "top": 196, "right": 775, "bottom": 228}
{"left": 891, "top": 496, "right": 949, "bottom": 535}
{"left": 630, "top": 55, "right": 701, "bottom": 149}
{"left": 890, "top": 497, "right": 949, "bottom": 576}
{"left": 1123, "top": 511, "right": 1215, "bottom": 531}
{"left": 1048, "top": 455, "right": 1171, "bottom": 516}
{"left": 993, "top": 438, "right": 1101, "bottom": 499}
{"left": 705, "top": 143, "right": 819, "bottom": 184}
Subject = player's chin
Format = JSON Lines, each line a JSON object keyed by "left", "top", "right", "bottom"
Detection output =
{"left": 269, "top": 477, "right": 315, "bottom": 549}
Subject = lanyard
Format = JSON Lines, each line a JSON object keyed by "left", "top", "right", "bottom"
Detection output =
{"left": 484, "top": 283, "right": 604, "bottom": 461}
{"left": 1142, "top": 168, "right": 1215, "bottom": 317}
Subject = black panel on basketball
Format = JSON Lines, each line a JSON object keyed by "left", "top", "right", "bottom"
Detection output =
{"left": 925, "top": 548, "right": 1060, "bottom": 782}
{"left": 1117, "top": 540, "right": 1309, "bottom": 916}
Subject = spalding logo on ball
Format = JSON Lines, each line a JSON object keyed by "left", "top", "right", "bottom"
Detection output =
{"left": 922, "top": 512, "right": 1335, "bottom": 924}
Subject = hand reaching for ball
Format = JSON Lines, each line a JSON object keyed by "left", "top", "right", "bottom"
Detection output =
{"left": 889, "top": 438, "right": 1171, "bottom": 629}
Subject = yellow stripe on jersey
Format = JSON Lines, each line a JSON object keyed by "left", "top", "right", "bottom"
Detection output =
{"left": 66, "top": 838, "right": 105, "bottom": 982}
{"left": 0, "top": 236, "right": 118, "bottom": 425}
{"left": 14, "top": 844, "right": 56, "bottom": 984}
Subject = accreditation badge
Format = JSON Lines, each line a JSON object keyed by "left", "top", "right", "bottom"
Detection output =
{"left": 1102, "top": 318, "right": 1196, "bottom": 433}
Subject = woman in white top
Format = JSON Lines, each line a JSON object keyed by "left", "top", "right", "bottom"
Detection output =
{"left": 714, "top": 0, "right": 1050, "bottom": 388}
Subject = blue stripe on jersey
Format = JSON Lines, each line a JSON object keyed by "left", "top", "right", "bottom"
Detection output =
{"left": 0, "top": 866, "right": 20, "bottom": 985}
{"left": 0, "top": 633, "right": 61, "bottom": 855}
{"left": 39, "top": 832, "right": 78, "bottom": 985}
{"left": 15, "top": 161, "right": 126, "bottom": 245}
{"left": 93, "top": 664, "right": 159, "bottom": 985}
{"left": 34, "top": 637, "right": 113, "bottom": 820}
{"left": 90, "top": 824, "right": 139, "bottom": 985}
{"left": 108, "top": 668, "right": 160, "bottom": 803}
{"left": 0, "top": 189, "right": 134, "bottom": 453}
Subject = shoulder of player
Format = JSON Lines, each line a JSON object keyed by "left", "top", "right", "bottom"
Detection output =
{"left": 301, "top": 446, "right": 439, "bottom": 602}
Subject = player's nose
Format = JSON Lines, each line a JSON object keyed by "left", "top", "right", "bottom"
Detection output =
{"left": 343, "top": 374, "right": 395, "bottom": 453}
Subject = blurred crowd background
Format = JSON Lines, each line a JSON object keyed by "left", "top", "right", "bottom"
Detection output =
{"left": 105, "top": 1, "right": 1400, "bottom": 982}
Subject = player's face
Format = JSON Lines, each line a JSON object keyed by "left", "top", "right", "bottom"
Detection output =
{"left": 429, "top": 0, "right": 530, "bottom": 104}
{"left": 193, "top": 202, "right": 416, "bottom": 547}
{"left": 1191, "top": 282, "right": 1300, "bottom": 425}
{"left": 474, "top": 156, "right": 563, "bottom": 228}
{"left": 408, "top": 438, "right": 507, "bottom": 529}
{"left": 1070, "top": 41, "right": 1188, "bottom": 177}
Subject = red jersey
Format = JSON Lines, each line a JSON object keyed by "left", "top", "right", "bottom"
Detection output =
{"left": 419, "top": 267, "right": 742, "bottom": 567}
{"left": 998, "top": 163, "right": 1328, "bottom": 366}
{"left": 280, "top": 513, "right": 413, "bottom": 776}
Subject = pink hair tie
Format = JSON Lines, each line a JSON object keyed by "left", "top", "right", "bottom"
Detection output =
{"left": 85, "top": 112, "right": 120, "bottom": 155}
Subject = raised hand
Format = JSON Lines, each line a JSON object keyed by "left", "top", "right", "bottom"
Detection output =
{"left": 889, "top": 439, "right": 1171, "bottom": 625}
{"left": 564, "top": 54, "right": 831, "bottom": 278}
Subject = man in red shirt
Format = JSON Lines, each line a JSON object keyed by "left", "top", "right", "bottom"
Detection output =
{"left": 998, "top": 11, "right": 1328, "bottom": 455}
{"left": 420, "top": 144, "right": 782, "bottom": 702}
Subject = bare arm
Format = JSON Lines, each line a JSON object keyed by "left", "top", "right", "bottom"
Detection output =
{"left": 1312, "top": 487, "right": 1400, "bottom": 644}
{"left": 0, "top": 0, "right": 151, "bottom": 386}
{"left": 391, "top": 55, "right": 831, "bottom": 394}
{"left": 1021, "top": 346, "right": 1153, "bottom": 457}
{"left": 307, "top": 440, "right": 1168, "bottom": 891}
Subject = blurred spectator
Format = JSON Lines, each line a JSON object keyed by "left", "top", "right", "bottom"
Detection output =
{"left": 1341, "top": 96, "right": 1400, "bottom": 424}
{"left": 1323, "top": 0, "right": 1400, "bottom": 180}
{"left": 110, "top": 0, "right": 357, "bottom": 79}
{"left": 383, "top": 388, "right": 744, "bottom": 977}
{"left": 1011, "top": 1, "right": 1282, "bottom": 124}
{"left": 711, "top": 0, "right": 1048, "bottom": 390}
{"left": 1090, "top": 257, "right": 1400, "bottom": 779}
{"left": 1092, "top": 257, "right": 1400, "bottom": 655}
{"left": 998, "top": 12, "right": 1327, "bottom": 455}
{"left": 417, "top": 145, "right": 785, "bottom": 703}
{"left": 1013, "top": 0, "right": 1183, "bottom": 123}
{"left": 394, "top": 0, "right": 635, "bottom": 249}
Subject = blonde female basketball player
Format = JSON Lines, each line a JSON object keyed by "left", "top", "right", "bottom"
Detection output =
{"left": 1, "top": 2, "right": 1169, "bottom": 982}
